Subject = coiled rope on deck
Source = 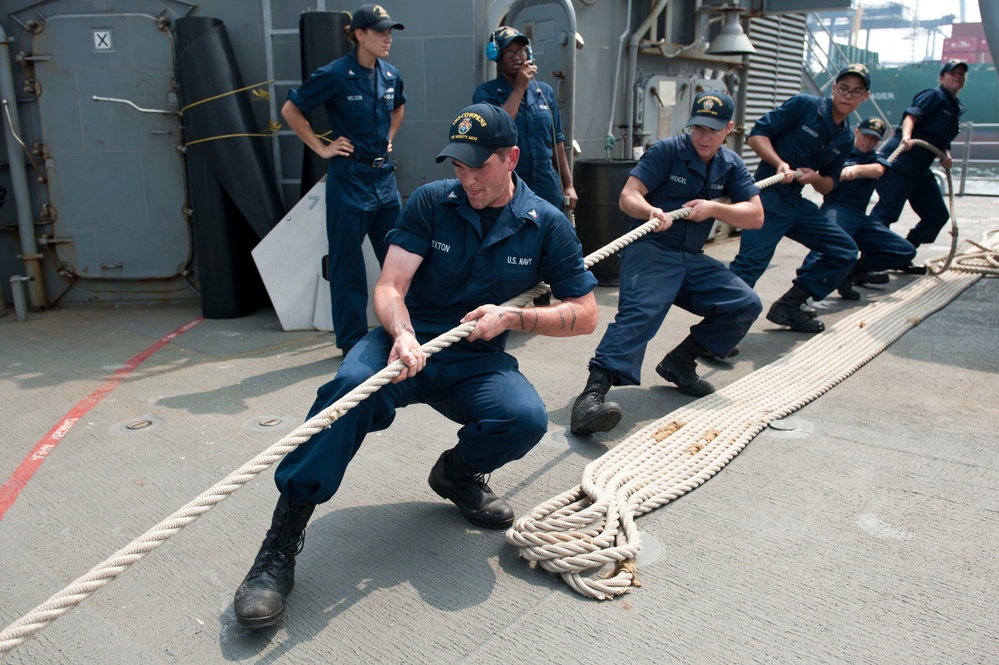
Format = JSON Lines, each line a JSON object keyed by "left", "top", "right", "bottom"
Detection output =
{"left": 505, "top": 142, "right": 997, "bottom": 599}
{"left": 0, "top": 145, "right": 984, "bottom": 654}
{"left": 504, "top": 261, "right": 993, "bottom": 598}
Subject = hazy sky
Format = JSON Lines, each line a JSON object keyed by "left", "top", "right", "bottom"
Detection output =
{"left": 846, "top": 0, "right": 984, "bottom": 65}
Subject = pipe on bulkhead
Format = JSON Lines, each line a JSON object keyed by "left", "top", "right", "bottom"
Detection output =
{"left": 625, "top": 0, "right": 671, "bottom": 158}
{"left": 606, "top": 0, "right": 633, "bottom": 158}
{"left": 0, "top": 24, "right": 45, "bottom": 308}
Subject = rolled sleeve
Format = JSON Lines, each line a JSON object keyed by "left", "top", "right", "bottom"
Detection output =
{"left": 543, "top": 219, "right": 598, "bottom": 300}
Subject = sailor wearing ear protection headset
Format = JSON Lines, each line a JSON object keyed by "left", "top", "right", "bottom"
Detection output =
{"left": 473, "top": 26, "right": 577, "bottom": 212}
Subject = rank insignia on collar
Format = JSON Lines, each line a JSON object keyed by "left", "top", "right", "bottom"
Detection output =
{"left": 447, "top": 190, "right": 457, "bottom": 199}
{"left": 528, "top": 209, "right": 539, "bottom": 219}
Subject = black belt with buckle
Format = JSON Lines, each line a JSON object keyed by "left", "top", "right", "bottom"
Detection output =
{"left": 345, "top": 153, "right": 388, "bottom": 167}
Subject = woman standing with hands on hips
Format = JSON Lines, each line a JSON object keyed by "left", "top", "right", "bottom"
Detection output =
{"left": 282, "top": 4, "right": 406, "bottom": 355}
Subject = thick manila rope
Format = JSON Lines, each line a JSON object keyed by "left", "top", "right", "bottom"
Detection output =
{"left": 504, "top": 262, "right": 990, "bottom": 599}
{"left": 505, "top": 145, "right": 993, "bottom": 599}
{"left": 0, "top": 147, "right": 968, "bottom": 651}
{"left": 0, "top": 176, "right": 730, "bottom": 655}
{"left": 884, "top": 138, "right": 958, "bottom": 273}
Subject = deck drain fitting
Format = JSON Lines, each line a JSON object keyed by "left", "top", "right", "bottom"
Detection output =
{"left": 126, "top": 419, "right": 153, "bottom": 430}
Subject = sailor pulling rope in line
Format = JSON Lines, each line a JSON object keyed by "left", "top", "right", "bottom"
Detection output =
{"left": 0, "top": 70, "right": 989, "bottom": 655}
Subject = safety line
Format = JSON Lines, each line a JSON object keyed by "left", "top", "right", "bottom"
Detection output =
{"left": 0, "top": 317, "right": 204, "bottom": 522}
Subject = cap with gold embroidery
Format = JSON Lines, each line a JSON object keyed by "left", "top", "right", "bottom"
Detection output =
{"left": 836, "top": 63, "right": 871, "bottom": 90}
{"left": 435, "top": 104, "right": 518, "bottom": 168}
{"left": 685, "top": 91, "right": 734, "bottom": 131}
{"left": 858, "top": 116, "right": 887, "bottom": 139}
{"left": 348, "top": 4, "right": 404, "bottom": 32}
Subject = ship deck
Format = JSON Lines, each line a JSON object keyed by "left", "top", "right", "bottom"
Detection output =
{"left": 1, "top": 195, "right": 997, "bottom": 664}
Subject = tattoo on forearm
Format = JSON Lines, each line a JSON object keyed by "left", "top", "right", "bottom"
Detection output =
{"left": 512, "top": 308, "right": 539, "bottom": 333}
{"left": 554, "top": 303, "right": 578, "bottom": 331}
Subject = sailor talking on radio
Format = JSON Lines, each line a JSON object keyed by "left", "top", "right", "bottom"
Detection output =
{"left": 473, "top": 26, "right": 576, "bottom": 213}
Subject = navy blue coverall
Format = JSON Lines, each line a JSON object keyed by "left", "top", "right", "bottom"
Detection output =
{"left": 729, "top": 94, "right": 858, "bottom": 298}
{"left": 287, "top": 50, "right": 406, "bottom": 350}
{"left": 274, "top": 175, "right": 597, "bottom": 505}
{"left": 588, "top": 134, "right": 762, "bottom": 387}
{"left": 801, "top": 147, "right": 916, "bottom": 274}
{"left": 869, "top": 86, "right": 967, "bottom": 247}
{"left": 473, "top": 76, "right": 565, "bottom": 209}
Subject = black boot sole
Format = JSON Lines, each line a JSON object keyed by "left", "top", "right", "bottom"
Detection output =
{"left": 766, "top": 303, "right": 825, "bottom": 333}
{"left": 837, "top": 287, "right": 861, "bottom": 300}
{"left": 852, "top": 272, "right": 890, "bottom": 285}
{"left": 235, "top": 606, "right": 285, "bottom": 629}
{"left": 700, "top": 347, "right": 739, "bottom": 360}
{"left": 571, "top": 406, "right": 622, "bottom": 434}
{"left": 655, "top": 357, "right": 714, "bottom": 398}
{"left": 427, "top": 473, "right": 514, "bottom": 530}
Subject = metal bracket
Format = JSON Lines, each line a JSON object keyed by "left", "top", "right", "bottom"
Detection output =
{"left": 10, "top": 275, "right": 35, "bottom": 321}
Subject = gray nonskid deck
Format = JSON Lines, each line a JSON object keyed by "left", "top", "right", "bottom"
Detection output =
{"left": 2, "top": 198, "right": 997, "bottom": 664}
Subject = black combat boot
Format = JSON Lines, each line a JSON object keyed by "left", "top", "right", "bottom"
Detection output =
{"left": 234, "top": 495, "right": 316, "bottom": 628}
{"left": 570, "top": 367, "right": 623, "bottom": 434}
{"left": 836, "top": 274, "right": 861, "bottom": 300}
{"left": 655, "top": 335, "right": 715, "bottom": 397}
{"left": 428, "top": 448, "right": 514, "bottom": 529}
{"left": 700, "top": 346, "right": 740, "bottom": 360}
{"left": 893, "top": 262, "right": 927, "bottom": 275}
{"left": 852, "top": 271, "right": 890, "bottom": 285}
{"left": 766, "top": 283, "right": 825, "bottom": 333}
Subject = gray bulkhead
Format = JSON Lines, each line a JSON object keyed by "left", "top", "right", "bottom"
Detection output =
{"left": 0, "top": 0, "right": 835, "bottom": 309}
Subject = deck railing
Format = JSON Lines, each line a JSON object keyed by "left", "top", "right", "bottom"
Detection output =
{"left": 939, "top": 121, "right": 999, "bottom": 197}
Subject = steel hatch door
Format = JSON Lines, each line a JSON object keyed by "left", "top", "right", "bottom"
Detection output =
{"left": 505, "top": 0, "right": 578, "bottom": 163}
{"left": 32, "top": 13, "right": 188, "bottom": 280}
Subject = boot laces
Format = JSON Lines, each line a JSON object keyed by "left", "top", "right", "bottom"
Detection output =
{"left": 451, "top": 470, "right": 492, "bottom": 500}
{"left": 248, "top": 509, "right": 309, "bottom": 578}
{"left": 587, "top": 371, "right": 612, "bottom": 395}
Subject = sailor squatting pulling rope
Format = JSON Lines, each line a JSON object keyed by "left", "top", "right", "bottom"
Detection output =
{"left": 0, "top": 63, "right": 978, "bottom": 651}
{"left": 233, "top": 102, "right": 599, "bottom": 629}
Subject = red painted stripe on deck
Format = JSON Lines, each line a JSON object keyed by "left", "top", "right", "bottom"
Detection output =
{"left": 0, "top": 317, "right": 204, "bottom": 520}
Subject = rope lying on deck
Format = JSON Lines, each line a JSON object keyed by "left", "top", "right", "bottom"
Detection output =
{"left": 504, "top": 141, "right": 997, "bottom": 599}
{"left": 504, "top": 255, "right": 995, "bottom": 598}
{"left": 0, "top": 145, "right": 985, "bottom": 654}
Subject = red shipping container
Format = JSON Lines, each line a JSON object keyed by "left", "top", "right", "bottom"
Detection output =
{"left": 944, "top": 37, "right": 978, "bottom": 51}
{"left": 951, "top": 22, "right": 985, "bottom": 40}
{"left": 940, "top": 49, "right": 978, "bottom": 64}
